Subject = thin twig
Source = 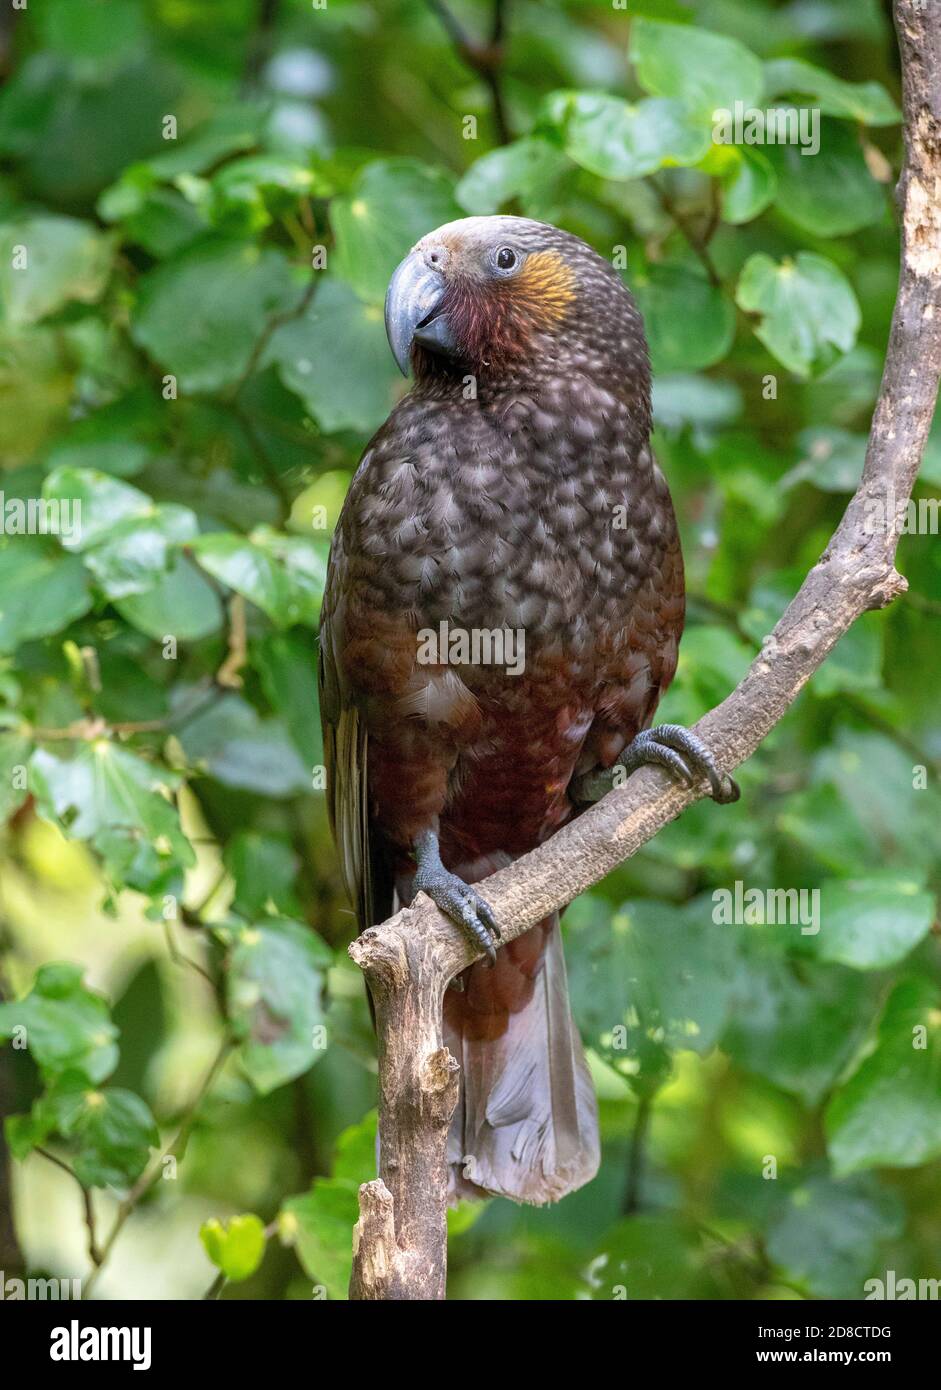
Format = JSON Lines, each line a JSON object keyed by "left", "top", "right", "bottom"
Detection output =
{"left": 216, "top": 595, "right": 248, "bottom": 689}
{"left": 81, "top": 1034, "right": 236, "bottom": 1299}
{"left": 26, "top": 678, "right": 223, "bottom": 743}
{"left": 622, "top": 1094, "right": 653, "bottom": 1216}
{"left": 651, "top": 177, "right": 722, "bottom": 286}
{"left": 36, "top": 1148, "right": 102, "bottom": 1266}
{"left": 428, "top": 0, "right": 513, "bottom": 145}
{"left": 163, "top": 919, "right": 216, "bottom": 987}
{"left": 242, "top": 0, "right": 282, "bottom": 94}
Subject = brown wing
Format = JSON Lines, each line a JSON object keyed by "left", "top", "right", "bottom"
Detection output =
{"left": 319, "top": 531, "right": 378, "bottom": 933}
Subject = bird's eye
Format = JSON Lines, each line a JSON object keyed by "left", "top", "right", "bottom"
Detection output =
{"left": 494, "top": 246, "right": 518, "bottom": 272}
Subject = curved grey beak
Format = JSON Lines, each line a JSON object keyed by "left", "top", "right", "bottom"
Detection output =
{"left": 384, "top": 252, "right": 457, "bottom": 375}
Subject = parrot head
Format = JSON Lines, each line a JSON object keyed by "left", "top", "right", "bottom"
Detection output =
{"left": 384, "top": 214, "right": 650, "bottom": 395}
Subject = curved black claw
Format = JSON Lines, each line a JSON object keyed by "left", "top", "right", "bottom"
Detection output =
{"left": 413, "top": 830, "right": 502, "bottom": 965}
{"left": 623, "top": 724, "right": 740, "bottom": 804}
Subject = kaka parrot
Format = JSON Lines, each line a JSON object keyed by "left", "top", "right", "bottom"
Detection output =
{"left": 319, "top": 215, "right": 737, "bottom": 1206}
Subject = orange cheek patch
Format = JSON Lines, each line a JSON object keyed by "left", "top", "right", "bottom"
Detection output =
{"left": 514, "top": 251, "right": 576, "bottom": 326}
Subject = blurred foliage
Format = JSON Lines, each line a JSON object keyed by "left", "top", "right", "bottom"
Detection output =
{"left": 0, "top": 0, "right": 939, "bottom": 1302}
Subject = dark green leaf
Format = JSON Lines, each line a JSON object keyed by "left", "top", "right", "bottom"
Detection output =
{"left": 763, "top": 58, "right": 900, "bottom": 125}
{"left": 331, "top": 159, "right": 461, "bottom": 304}
{"left": 766, "top": 1173, "right": 904, "bottom": 1298}
{"left": 266, "top": 277, "right": 401, "bottom": 434}
{"left": 548, "top": 92, "right": 709, "bottom": 180}
{"left": 827, "top": 980, "right": 941, "bottom": 1174}
{"left": 735, "top": 252, "right": 860, "bottom": 376}
{"left": 633, "top": 263, "right": 736, "bottom": 371}
{"left": 631, "top": 19, "right": 764, "bottom": 114}
{"left": 0, "top": 963, "right": 118, "bottom": 1084}
{"left": 224, "top": 917, "right": 333, "bottom": 1094}
{"left": 191, "top": 527, "right": 326, "bottom": 628}
{"left": 0, "top": 215, "right": 113, "bottom": 327}
{"left": 132, "top": 238, "right": 299, "bottom": 392}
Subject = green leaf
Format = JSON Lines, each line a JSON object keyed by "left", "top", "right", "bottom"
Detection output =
{"left": 723, "top": 946, "right": 877, "bottom": 1106}
{"left": 0, "top": 51, "right": 180, "bottom": 206}
{"left": 192, "top": 527, "right": 326, "bottom": 628}
{"left": 766, "top": 1173, "right": 904, "bottom": 1299}
{"left": 254, "top": 630, "right": 323, "bottom": 768}
{"left": 456, "top": 138, "right": 572, "bottom": 214}
{"left": 283, "top": 1179, "right": 358, "bottom": 1299}
{"left": 135, "top": 106, "right": 264, "bottom": 180}
{"left": 631, "top": 19, "right": 764, "bottom": 115}
{"left": 43, "top": 466, "right": 199, "bottom": 598}
{"left": 568, "top": 894, "right": 742, "bottom": 1091}
{"left": 633, "top": 263, "right": 735, "bottom": 371}
{"left": 0, "top": 323, "right": 75, "bottom": 465}
{"left": 281, "top": 1112, "right": 377, "bottom": 1299}
{"left": 810, "top": 730, "right": 941, "bottom": 878}
{"left": 590, "top": 1214, "right": 721, "bottom": 1299}
{"left": 0, "top": 539, "right": 92, "bottom": 654}
{"left": 209, "top": 155, "right": 316, "bottom": 234}
{"left": 673, "top": 624, "right": 754, "bottom": 706}
{"left": 200, "top": 1214, "right": 267, "bottom": 1282}
{"left": 223, "top": 831, "right": 300, "bottom": 919}
{"left": 652, "top": 373, "right": 743, "bottom": 433}
{"left": 0, "top": 215, "right": 113, "bottom": 327}
{"left": 0, "top": 963, "right": 118, "bottom": 1083}
{"left": 331, "top": 158, "right": 461, "bottom": 304}
{"left": 30, "top": 741, "right": 195, "bottom": 886}
{"left": 763, "top": 58, "right": 900, "bottom": 126}
{"left": 38, "top": 1080, "right": 159, "bottom": 1188}
{"left": 224, "top": 918, "right": 333, "bottom": 1094}
{"left": 331, "top": 1110, "right": 378, "bottom": 1185}
{"left": 0, "top": 731, "right": 32, "bottom": 820}
{"left": 115, "top": 557, "right": 224, "bottom": 642}
{"left": 826, "top": 980, "right": 941, "bottom": 1175}
{"left": 783, "top": 426, "right": 867, "bottom": 493}
{"left": 178, "top": 693, "right": 310, "bottom": 797}
{"left": 767, "top": 121, "right": 885, "bottom": 237}
{"left": 42, "top": 467, "right": 149, "bottom": 549}
{"left": 132, "top": 238, "right": 299, "bottom": 392}
{"left": 717, "top": 146, "right": 777, "bottom": 224}
{"left": 266, "top": 277, "right": 400, "bottom": 434}
{"left": 735, "top": 252, "right": 860, "bottom": 377}
{"left": 548, "top": 92, "right": 709, "bottom": 180}
{"left": 41, "top": 388, "right": 166, "bottom": 479}
{"left": 813, "top": 876, "right": 935, "bottom": 970}
{"left": 82, "top": 508, "right": 198, "bottom": 599}
{"left": 36, "top": 0, "right": 146, "bottom": 65}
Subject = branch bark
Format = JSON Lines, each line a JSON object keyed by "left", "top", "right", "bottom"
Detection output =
{"left": 348, "top": 0, "right": 941, "bottom": 1301}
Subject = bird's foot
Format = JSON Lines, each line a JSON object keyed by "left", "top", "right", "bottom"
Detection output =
{"left": 572, "top": 724, "right": 740, "bottom": 806}
{"left": 413, "top": 829, "right": 502, "bottom": 965}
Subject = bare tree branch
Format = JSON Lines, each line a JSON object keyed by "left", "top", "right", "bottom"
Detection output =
{"left": 348, "top": 0, "right": 941, "bottom": 1301}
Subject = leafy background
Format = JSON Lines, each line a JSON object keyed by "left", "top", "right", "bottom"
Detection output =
{"left": 0, "top": 0, "right": 939, "bottom": 1301}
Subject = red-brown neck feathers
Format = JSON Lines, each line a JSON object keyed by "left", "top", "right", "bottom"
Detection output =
{"left": 439, "top": 250, "right": 576, "bottom": 371}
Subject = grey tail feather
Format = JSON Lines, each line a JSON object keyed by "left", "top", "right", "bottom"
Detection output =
{"left": 445, "top": 915, "right": 600, "bottom": 1206}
